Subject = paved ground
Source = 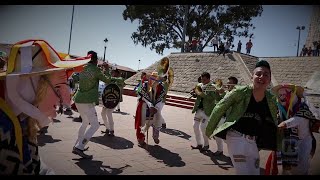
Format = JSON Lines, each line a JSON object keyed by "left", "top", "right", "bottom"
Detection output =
{"left": 38, "top": 95, "right": 320, "bottom": 175}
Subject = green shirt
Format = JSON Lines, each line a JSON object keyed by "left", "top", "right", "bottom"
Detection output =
{"left": 73, "top": 63, "right": 121, "bottom": 104}
{"left": 192, "top": 83, "right": 222, "bottom": 116}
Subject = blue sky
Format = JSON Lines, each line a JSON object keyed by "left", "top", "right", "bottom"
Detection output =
{"left": 0, "top": 5, "right": 313, "bottom": 71}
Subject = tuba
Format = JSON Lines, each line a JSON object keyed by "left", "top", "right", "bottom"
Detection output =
{"left": 157, "top": 57, "right": 174, "bottom": 90}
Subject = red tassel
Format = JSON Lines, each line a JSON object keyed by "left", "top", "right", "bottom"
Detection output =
{"left": 265, "top": 151, "right": 278, "bottom": 175}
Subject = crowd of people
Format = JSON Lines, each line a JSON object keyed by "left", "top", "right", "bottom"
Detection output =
{"left": 300, "top": 40, "right": 320, "bottom": 57}
{"left": 183, "top": 36, "right": 253, "bottom": 56}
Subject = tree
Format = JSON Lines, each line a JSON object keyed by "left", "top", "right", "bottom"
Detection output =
{"left": 123, "top": 5, "right": 263, "bottom": 54}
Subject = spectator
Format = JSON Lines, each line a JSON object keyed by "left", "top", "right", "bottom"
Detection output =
{"left": 237, "top": 40, "right": 242, "bottom": 53}
{"left": 307, "top": 47, "right": 312, "bottom": 56}
{"left": 217, "top": 41, "right": 225, "bottom": 57}
{"left": 191, "top": 38, "right": 198, "bottom": 52}
{"left": 246, "top": 39, "right": 253, "bottom": 54}
{"left": 301, "top": 45, "right": 308, "bottom": 56}
{"left": 212, "top": 36, "right": 219, "bottom": 52}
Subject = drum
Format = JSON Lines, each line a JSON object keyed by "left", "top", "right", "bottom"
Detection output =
{"left": 101, "top": 83, "right": 120, "bottom": 109}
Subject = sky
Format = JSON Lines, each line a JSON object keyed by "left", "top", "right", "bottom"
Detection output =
{"left": 0, "top": 5, "right": 314, "bottom": 71}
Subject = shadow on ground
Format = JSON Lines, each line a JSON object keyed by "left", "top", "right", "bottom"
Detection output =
{"left": 90, "top": 135, "right": 134, "bottom": 150}
{"left": 144, "top": 145, "right": 186, "bottom": 167}
{"left": 112, "top": 111, "right": 130, "bottom": 115}
{"left": 201, "top": 150, "right": 233, "bottom": 170}
{"left": 37, "top": 134, "right": 62, "bottom": 147}
{"left": 160, "top": 128, "right": 191, "bottom": 140}
{"left": 73, "top": 158, "right": 130, "bottom": 175}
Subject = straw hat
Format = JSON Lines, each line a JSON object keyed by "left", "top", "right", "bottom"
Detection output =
{"left": 271, "top": 84, "right": 304, "bottom": 98}
{"left": 1, "top": 39, "right": 91, "bottom": 78}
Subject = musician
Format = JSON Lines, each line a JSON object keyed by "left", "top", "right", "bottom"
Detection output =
{"left": 101, "top": 69, "right": 125, "bottom": 137}
{"left": 134, "top": 71, "right": 167, "bottom": 147}
{"left": 191, "top": 72, "right": 222, "bottom": 151}
{"left": 72, "top": 51, "right": 122, "bottom": 159}
{"left": 213, "top": 76, "right": 238, "bottom": 156}
{"left": 113, "top": 69, "right": 126, "bottom": 112}
{"left": 206, "top": 60, "right": 279, "bottom": 175}
{"left": 156, "top": 57, "right": 174, "bottom": 129}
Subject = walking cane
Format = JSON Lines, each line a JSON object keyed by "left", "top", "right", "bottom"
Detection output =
{"left": 146, "top": 110, "right": 152, "bottom": 150}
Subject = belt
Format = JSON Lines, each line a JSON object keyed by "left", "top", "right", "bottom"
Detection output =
{"left": 230, "top": 129, "right": 257, "bottom": 141}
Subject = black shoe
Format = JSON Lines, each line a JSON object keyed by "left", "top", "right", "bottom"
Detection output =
{"left": 202, "top": 145, "right": 209, "bottom": 151}
{"left": 72, "top": 147, "right": 93, "bottom": 159}
{"left": 116, "top": 109, "right": 120, "bottom": 112}
{"left": 161, "top": 123, "right": 166, "bottom": 129}
{"left": 101, "top": 129, "right": 110, "bottom": 134}
{"left": 200, "top": 145, "right": 210, "bottom": 152}
{"left": 191, "top": 144, "right": 203, "bottom": 150}
{"left": 153, "top": 138, "right": 160, "bottom": 144}
{"left": 213, "top": 151, "right": 223, "bottom": 156}
{"left": 108, "top": 130, "right": 115, "bottom": 137}
{"left": 38, "top": 126, "right": 48, "bottom": 134}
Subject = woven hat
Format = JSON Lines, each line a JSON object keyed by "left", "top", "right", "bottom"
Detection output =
{"left": 271, "top": 84, "right": 304, "bottom": 98}
{"left": 1, "top": 39, "right": 91, "bottom": 78}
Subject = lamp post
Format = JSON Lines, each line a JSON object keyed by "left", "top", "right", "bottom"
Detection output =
{"left": 68, "top": 5, "right": 75, "bottom": 55}
{"left": 296, "top": 25, "right": 305, "bottom": 57}
{"left": 103, "top": 38, "right": 108, "bottom": 62}
{"left": 181, "top": 5, "right": 189, "bottom": 53}
{"left": 138, "top": 59, "right": 141, "bottom": 71}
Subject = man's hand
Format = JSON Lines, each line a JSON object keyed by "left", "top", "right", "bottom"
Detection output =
{"left": 278, "top": 122, "right": 287, "bottom": 130}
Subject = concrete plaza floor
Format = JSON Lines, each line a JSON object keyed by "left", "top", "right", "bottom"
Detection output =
{"left": 38, "top": 95, "right": 320, "bottom": 175}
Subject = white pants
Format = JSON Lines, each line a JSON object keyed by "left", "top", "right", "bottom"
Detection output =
{"left": 215, "top": 137, "right": 224, "bottom": 152}
{"left": 283, "top": 136, "right": 312, "bottom": 175}
{"left": 193, "top": 110, "right": 209, "bottom": 146}
{"left": 74, "top": 103, "right": 100, "bottom": 150}
{"left": 215, "top": 117, "right": 226, "bottom": 152}
{"left": 116, "top": 103, "right": 120, "bottom": 110}
{"left": 226, "top": 130, "right": 260, "bottom": 175}
{"left": 157, "top": 102, "right": 165, "bottom": 125}
{"left": 101, "top": 107, "right": 115, "bottom": 131}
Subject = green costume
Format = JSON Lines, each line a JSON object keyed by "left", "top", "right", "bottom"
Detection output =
{"left": 206, "top": 85, "right": 283, "bottom": 151}
{"left": 72, "top": 64, "right": 121, "bottom": 105}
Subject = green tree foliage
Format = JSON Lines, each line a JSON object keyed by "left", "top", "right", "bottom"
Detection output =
{"left": 123, "top": 5, "right": 263, "bottom": 54}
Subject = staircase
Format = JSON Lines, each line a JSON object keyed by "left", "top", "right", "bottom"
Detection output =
{"left": 123, "top": 87, "right": 195, "bottom": 110}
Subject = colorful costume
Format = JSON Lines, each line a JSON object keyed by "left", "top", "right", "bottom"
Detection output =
{"left": 0, "top": 39, "right": 90, "bottom": 174}
{"left": 155, "top": 57, "right": 174, "bottom": 128}
{"left": 265, "top": 84, "right": 319, "bottom": 175}
{"left": 134, "top": 72, "right": 167, "bottom": 146}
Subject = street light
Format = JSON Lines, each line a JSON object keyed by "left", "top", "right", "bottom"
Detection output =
{"left": 103, "top": 38, "right": 108, "bottom": 62}
{"left": 296, "top": 25, "right": 305, "bottom": 57}
{"left": 138, "top": 59, "right": 141, "bottom": 71}
{"left": 68, "top": 5, "right": 75, "bottom": 55}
